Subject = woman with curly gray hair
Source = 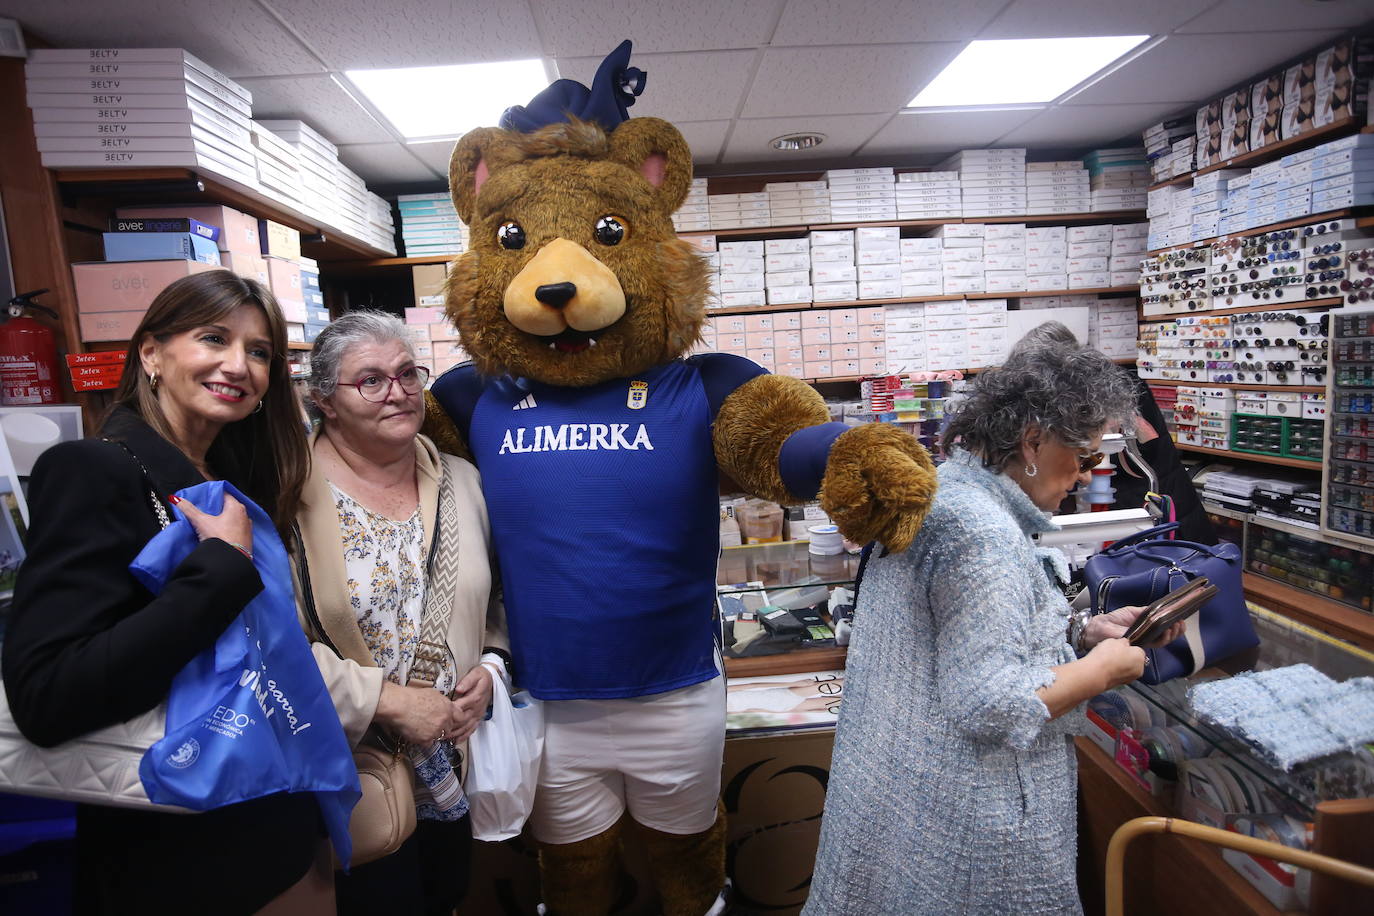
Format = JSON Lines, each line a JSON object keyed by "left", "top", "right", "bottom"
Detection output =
{"left": 806, "top": 336, "right": 1184, "bottom": 916}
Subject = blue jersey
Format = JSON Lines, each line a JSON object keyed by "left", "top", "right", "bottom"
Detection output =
{"left": 434, "top": 356, "right": 765, "bottom": 700}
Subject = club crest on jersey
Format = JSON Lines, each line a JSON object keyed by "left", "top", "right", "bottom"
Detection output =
{"left": 627, "top": 380, "right": 648, "bottom": 409}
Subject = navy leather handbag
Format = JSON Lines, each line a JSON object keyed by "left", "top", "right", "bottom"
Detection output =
{"left": 1084, "top": 522, "right": 1258, "bottom": 684}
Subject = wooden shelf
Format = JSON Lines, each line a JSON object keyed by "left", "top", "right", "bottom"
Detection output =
{"left": 1244, "top": 573, "right": 1374, "bottom": 652}
{"left": 705, "top": 285, "right": 1139, "bottom": 317}
{"left": 1147, "top": 116, "right": 1363, "bottom": 192}
{"left": 1148, "top": 208, "right": 1364, "bottom": 255}
{"left": 723, "top": 646, "right": 847, "bottom": 678}
{"left": 678, "top": 209, "right": 1146, "bottom": 241}
{"left": 1175, "top": 441, "right": 1322, "bottom": 469}
{"left": 325, "top": 254, "right": 452, "bottom": 269}
{"left": 53, "top": 167, "right": 396, "bottom": 262}
{"left": 1140, "top": 296, "right": 1342, "bottom": 320}
{"left": 286, "top": 341, "right": 313, "bottom": 350}
{"left": 1149, "top": 381, "right": 1325, "bottom": 393}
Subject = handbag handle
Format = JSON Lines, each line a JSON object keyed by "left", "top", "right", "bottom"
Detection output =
{"left": 1131, "top": 541, "right": 1237, "bottom": 565}
{"left": 1100, "top": 521, "right": 1179, "bottom": 552}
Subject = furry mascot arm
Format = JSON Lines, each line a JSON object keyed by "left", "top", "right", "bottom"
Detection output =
{"left": 714, "top": 378, "right": 937, "bottom": 553}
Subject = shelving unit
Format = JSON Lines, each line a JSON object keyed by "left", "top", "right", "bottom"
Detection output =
{"left": 1244, "top": 574, "right": 1374, "bottom": 652}
{"left": 1147, "top": 115, "right": 1363, "bottom": 192}
{"left": 54, "top": 168, "right": 394, "bottom": 262}
{"left": 1148, "top": 207, "right": 1365, "bottom": 255}
{"left": 1175, "top": 441, "right": 1321, "bottom": 468}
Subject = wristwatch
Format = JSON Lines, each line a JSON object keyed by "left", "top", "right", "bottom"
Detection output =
{"left": 1067, "top": 607, "right": 1093, "bottom": 656}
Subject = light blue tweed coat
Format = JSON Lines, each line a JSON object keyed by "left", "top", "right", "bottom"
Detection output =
{"left": 805, "top": 450, "right": 1085, "bottom": 915}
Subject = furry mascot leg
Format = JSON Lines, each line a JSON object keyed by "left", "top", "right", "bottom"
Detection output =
{"left": 538, "top": 822, "right": 624, "bottom": 916}
{"left": 639, "top": 800, "right": 727, "bottom": 916}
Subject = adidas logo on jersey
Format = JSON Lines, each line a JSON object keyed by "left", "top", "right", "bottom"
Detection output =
{"left": 512, "top": 393, "right": 538, "bottom": 410}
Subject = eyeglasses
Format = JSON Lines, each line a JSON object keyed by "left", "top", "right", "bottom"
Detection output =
{"left": 348, "top": 365, "right": 431, "bottom": 401}
{"left": 1076, "top": 451, "right": 1105, "bottom": 474}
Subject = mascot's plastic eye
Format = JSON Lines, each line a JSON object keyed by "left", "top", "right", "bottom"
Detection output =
{"left": 497, "top": 221, "right": 526, "bottom": 250}
{"left": 594, "top": 215, "right": 627, "bottom": 246}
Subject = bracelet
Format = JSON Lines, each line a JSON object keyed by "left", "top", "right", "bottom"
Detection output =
{"left": 1067, "top": 608, "right": 1092, "bottom": 655}
{"left": 223, "top": 540, "right": 253, "bottom": 561}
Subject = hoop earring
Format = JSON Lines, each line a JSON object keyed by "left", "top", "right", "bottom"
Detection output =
{"left": 148, "top": 371, "right": 159, "bottom": 392}
{"left": 1025, "top": 462, "right": 1038, "bottom": 478}
{"left": 253, "top": 400, "right": 264, "bottom": 414}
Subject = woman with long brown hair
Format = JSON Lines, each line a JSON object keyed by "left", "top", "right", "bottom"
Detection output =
{"left": 2, "top": 270, "right": 326, "bottom": 913}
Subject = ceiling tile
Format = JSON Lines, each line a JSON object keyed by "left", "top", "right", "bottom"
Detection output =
{"left": 1179, "top": 0, "right": 1374, "bottom": 34}
{"left": 675, "top": 121, "right": 732, "bottom": 163}
{"left": 723, "top": 114, "right": 892, "bottom": 162}
{"left": 236, "top": 74, "right": 396, "bottom": 144}
{"left": 336, "top": 142, "right": 443, "bottom": 185}
{"left": 4, "top": 0, "right": 325, "bottom": 77}
{"left": 1065, "top": 30, "right": 1345, "bottom": 105}
{"left": 860, "top": 109, "right": 1043, "bottom": 157}
{"left": 979, "top": 0, "right": 1214, "bottom": 38}
{"left": 531, "top": 0, "right": 787, "bottom": 56}
{"left": 407, "top": 139, "right": 459, "bottom": 177}
{"left": 743, "top": 43, "right": 963, "bottom": 118}
{"left": 994, "top": 102, "right": 1189, "bottom": 147}
{"left": 270, "top": 0, "right": 543, "bottom": 70}
{"left": 770, "top": 0, "right": 1008, "bottom": 45}
{"left": 553, "top": 50, "right": 756, "bottom": 123}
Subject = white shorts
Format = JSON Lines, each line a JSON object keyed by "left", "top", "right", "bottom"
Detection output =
{"left": 529, "top": 674, "right": 726, "bottom": 845}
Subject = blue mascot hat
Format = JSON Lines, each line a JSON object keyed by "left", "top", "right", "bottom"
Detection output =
{"left": 499, "top": 39, "right": 645, "bottom": 134}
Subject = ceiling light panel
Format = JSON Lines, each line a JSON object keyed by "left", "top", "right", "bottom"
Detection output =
{"left": 346, "top": 59, "right": 550, "bottom": 142}
{"left": 907, "top": 36, "right": 1150, "bottom": 108}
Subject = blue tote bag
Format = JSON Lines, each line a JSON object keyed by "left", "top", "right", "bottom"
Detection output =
{"left": 129, "top": 480, "right": 361, "bottom": 864}
{"left": 1084, "top": 522, "right": 1258, "bottom": 685}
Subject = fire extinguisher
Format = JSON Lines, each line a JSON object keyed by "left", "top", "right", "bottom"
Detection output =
{"left": 0, "top": 289, "right": 62, "bottom": 406}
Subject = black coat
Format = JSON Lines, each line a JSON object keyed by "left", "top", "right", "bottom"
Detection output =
{"left": 1114, "top": 378, "right": 1218, "bottom": 545}
{"left": 2, "top": 407, "right": 320, "bottom": 914}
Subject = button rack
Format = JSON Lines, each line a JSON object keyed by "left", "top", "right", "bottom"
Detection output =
{"left": 1324, "top": 306, "right": 1374, "bottom": 546}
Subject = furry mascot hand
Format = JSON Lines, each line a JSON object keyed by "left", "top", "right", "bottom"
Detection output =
{"left": 820, "top": 423, "right": 937, "bottom": 553}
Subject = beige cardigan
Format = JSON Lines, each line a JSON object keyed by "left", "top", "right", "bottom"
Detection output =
{"left": 291, "top": 429, "right": 508, "bottom": 775}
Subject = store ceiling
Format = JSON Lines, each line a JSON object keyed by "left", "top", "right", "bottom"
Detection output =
{"left": 5, "top": 0, "right": 1373, "bottom": 188}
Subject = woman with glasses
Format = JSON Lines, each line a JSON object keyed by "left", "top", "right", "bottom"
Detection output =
{"left": 805, "top": 337, "right": 1184, "bottom": 915}
{"left": 291, "top": 311, "right": 508, "bottom": 915}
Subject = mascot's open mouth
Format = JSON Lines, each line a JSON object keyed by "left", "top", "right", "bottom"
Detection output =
{"left": 544, "top": 328, "right": 600, "bottom": 354}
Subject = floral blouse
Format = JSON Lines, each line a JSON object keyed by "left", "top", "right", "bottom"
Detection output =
{"left": 333, "top": 482, "right": 456, "bottom": 696}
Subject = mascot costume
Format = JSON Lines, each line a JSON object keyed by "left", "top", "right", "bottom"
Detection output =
{"left": 424, "top": 40, "right": 937, "bottom": 916}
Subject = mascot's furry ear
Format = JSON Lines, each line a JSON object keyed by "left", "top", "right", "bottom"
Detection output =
{"left": 449, "top": 126, "right": 513, "bottom": 226}
{"left": 605, "top": 116, "right": 694, "bottom": 216}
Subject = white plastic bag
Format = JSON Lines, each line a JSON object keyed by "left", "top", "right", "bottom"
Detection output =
{"left": 466, "top": 674, "right": 544, "bottom": 841}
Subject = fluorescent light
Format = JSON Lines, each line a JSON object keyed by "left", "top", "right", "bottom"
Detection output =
{"left": 907, "top": 36, "right": 1150, "bottom": 108}
{"left": 346, "top": 60, "right": 550, "bottom": 142}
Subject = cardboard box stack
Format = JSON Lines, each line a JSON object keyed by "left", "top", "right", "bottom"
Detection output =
{"left": 894, "top": 170, "right": 960, "bottom": 219}
{"left": 810, "top": 230, "right": 858, "bottom": 303}
{"left": 1026, "top": 225, "right": 1068, "bottom": 292}
{"left": 765, "top": 180, "right": 830, "bottom": 227}
{"left": 764, "top": 237, "right": 811, "bottom": 306}
{"left": 983, "top": 223, "right": 1027, "bottom": 294}
{"left": 941, "top": 149, "right": 1026, "bottom": 217}
{"left": 856, "top": 227, "right": 901, "bottom": 300}
{"left": 1110, "top": 223, "right": 1148, "bottom": 286}
{"left": 673, "top": 178, "right": 711, "bottom": 233}
{"left": 899, "top": 236, "right": 942, "bottom": 297}
{"left": 249, "top": 121, "right": 304, "bottom": 209}
{"left": 1144, "top": 116, "right": 1196, "bottom": 183}
{"left": 1084, "top": 147, "right": 1149, "bottom": 212}
{"left": 708, "top": 192, "right": 771, "bottom": 230}
{"left": 1146, "top": 184, "right": 1192, "bottom": 251}
{"left": 1088, "top": 296, "right": 1138, "bottom": 358}
{"left": 257, "top": 119, "right": 396, "bottom": 254}
{"left": 1186, "top": 169, "right": 1244, "bottom": 241}
{"left": 824, "top": 168, "right": 896, "bottom": 223}
{"left": 26, "top": 47, "right": 256, "bottom": 184}
{"left": 396, "top": 192, "right": 468, "bottom": 257}
{"left": 405, "top": 264, "right": 466, "bottom": 375}
{"left": 1025, "top": 161, "right": 1090, "bottom": 215}
{"left": 717, "top": 240, "right": 766, "bottom": 308}
{"left": 1066, "top": 223, "right": 1114, "bottom": 290}
{"left": 299, "top": 257, "right": 327, "bottom": 344}
{"left": 936, "top": 223, "right": 985, "bottom": 295}
{"left": 704, "top": 305, "right": 884, "bottom": 380}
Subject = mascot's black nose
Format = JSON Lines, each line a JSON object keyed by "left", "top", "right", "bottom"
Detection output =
{"left": 535, "top": 282, "right": 577, "bottom": 309}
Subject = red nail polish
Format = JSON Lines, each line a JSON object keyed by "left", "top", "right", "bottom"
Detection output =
{"left": 169, "top": 494, "right": 181, "bottom": 504}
